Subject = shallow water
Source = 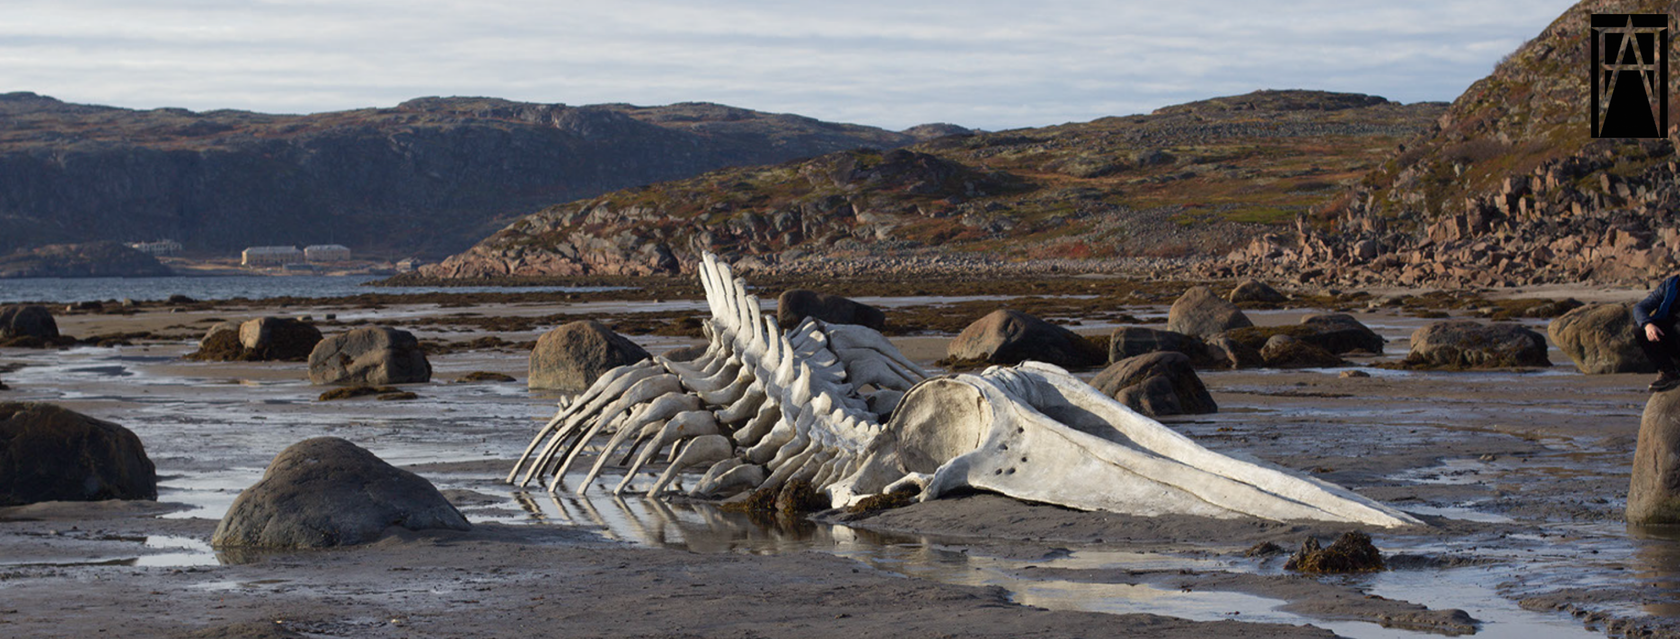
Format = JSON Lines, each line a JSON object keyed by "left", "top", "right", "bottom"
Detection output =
{"left": 0, "top": 274, "right": 621, "bottom": 303}
{"left": 0, "top": 322, "right": 1670, "bottom": 637}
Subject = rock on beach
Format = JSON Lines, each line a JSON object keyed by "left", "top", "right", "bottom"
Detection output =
{"left": 776, "top": 289, "right": 886, "bottom": 330}
{"left": 947, "top": 309, "right": 1105, "bottom": 368}
{"left": 212, "top": 437, "right": 469, "bottom": 548}
{"left": 0, "top": 304, "right": 59, "bottom": 340}
{"left": 1404, "top": 321, "right": 1550, "bottom": 369}
{"left": 1630, "top": 390, "right": 1680, "bottom": 525}
{"left": 308, "top": 326, "right": 431, "bottom": 385}
{"left": 528, "top": 320, "right": 651, "bottom": 392}
{"left": 1548, "top": 303, "right": 1654, "bottom": 374}
{"left": 0, "top": 402, "right": 156, "bottom": 506}
{"left": 1090, "top": 352, "right": 1217, "bottom": 417}
{"left": 1167, "top": 286, "right": 1253, "bottom": 337}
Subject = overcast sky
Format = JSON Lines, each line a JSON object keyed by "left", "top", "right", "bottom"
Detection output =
{"left": 2, "top": 1, "right": 1578, "bottom": 131}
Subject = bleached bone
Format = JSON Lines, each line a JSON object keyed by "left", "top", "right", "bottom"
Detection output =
{"left": 508, "top": 252, "right": 1421, "bottom": 528}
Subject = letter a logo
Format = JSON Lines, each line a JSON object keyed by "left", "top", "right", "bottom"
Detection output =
{"left": 1592, "top": 14, "right": 1669, "bottom": 138}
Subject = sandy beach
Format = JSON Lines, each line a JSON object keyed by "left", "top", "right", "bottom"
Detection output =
{"left": 1, "top": 285, "right": 1675, "bottom": 638}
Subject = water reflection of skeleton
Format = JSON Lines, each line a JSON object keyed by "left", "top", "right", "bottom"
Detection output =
{"left": 508, "top": 254, "right": 1418, "bottom": 527}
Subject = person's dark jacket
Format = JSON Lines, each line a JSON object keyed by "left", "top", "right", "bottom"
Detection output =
{"left": 1634, "top": 275, "right": 1680, "bottom": 327}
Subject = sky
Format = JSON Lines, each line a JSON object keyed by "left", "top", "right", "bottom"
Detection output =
{"left": 1, "top": 0, "right": 1580, "bottom": 131}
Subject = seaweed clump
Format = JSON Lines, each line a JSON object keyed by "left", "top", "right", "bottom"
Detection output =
{"left": 1285, "top": 531, "right": 1385, "bottom": 573}
{"left": 846, "top": 485, "right": 920, "bottom": 514}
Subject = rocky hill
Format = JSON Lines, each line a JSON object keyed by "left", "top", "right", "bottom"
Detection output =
{"left": 0, "top": 242, "right": 171, "bottom": 278}
{"left": 416, "top": 90, "right": 1442, "bottom": 279}
{"left": 0, "top": 94, "right": 932, "bottom": 258}
{"left": 1215, "top": 0, "right": 1680, "bottom": 287}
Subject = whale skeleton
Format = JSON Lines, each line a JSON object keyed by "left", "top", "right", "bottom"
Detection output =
{"left": 507, "top": 253, "right": 1420, "bottom": 528}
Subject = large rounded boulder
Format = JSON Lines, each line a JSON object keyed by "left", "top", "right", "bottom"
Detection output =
{"left": 777, "top": 289, "right": 886, "bottom": 330}
{"left": 1166, "top": 286, "right": 1253, "bottom": 337}
{"left": 948, "top": 309, "right": 1106, "bottom": 368}
{"left": 1548, "top": 303, "right": 1654, "bottom": 374}
{"left": 1299, "top": 313, "right": 1385, "bottom": 354}
{"left": 308, "top": 327, "right": 432, "bottom": 385}
{"left": 0, "top": 402, "right": 156, "bottom": 506}
{"left": 1404, "top": 321, "right": 1550, "bottom": 369}
{"left": 1630, "top": 389, "right": 1680, "bottom": 524}
{"left": 0, "top": 305, "right": 59, "bottom": 340}
{"left": 529, "top": 320, "right": 650, "bottom": 392}
{"left": 189, "top": 317, "right": 321, "bottom": 361}
{"left": 1090, "top": 352, "right": 1217, "bottom": 417}
{"left": 213, "top": 437, "right": 469, "bottom": 548}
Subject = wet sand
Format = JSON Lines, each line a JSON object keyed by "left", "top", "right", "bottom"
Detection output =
{"left": 1, "top": 290, "right": 1675, "bottom": 638}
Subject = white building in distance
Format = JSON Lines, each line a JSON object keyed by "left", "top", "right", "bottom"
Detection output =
{"left": 304, "top": 244, "right": 352, "bottom": 262}
{"left": 129, "top": 240, "right": 182, "bottom": 256}
{"left": 241, "top": 246, "right": 303, "bottom": 266}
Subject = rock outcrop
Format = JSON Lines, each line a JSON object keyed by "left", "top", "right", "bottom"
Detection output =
{"left": 1548, "top": 303, "right": 1654, "bottom": 374}
{"left": 1090, "top": 352, "right": 1217, "bottom": 417}
{"left": 528, "top": 320, "right": 650, "bottom": 392}
{"left": 212, "top": 437, "right": 469, "bottom": 548}
{"left": 0, "top": 242, "right": 171, "bottom": 278}
{"left": 947, "top": 309, "right": 1105, "bottom": 369}
{"left": 308, "top": 327, "right": 432, "bottom": 385}
{"left": 1630, "top": 389, "right": 1680, "bottom": 525}
{"left": 1166, "top": 286, "right": 1253, "bottom": 337}
{"left": 776, "top": 289, "right": 885, "bottom": 330}
{"left": 0, "top": 304, "right": 58, "bottom": 340}
{"left": 1202, "top": 1, "right": 1680, "bottom": 289}
{"left": 0, "top": 402, "right": 156, "bottom": 506}
{"left": 1404, "top": 321, "right": 1551, "bottom": 369}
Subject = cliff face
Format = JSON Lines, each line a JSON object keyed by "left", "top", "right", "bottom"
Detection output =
{"left": 419, "top": 91, "right": 1443, "bottom": 279}
{"left": 1214, "top": 0, "right": 1680, "bottom": 287}
{"left": 0, "top": 94, "right": 919, "bottom": 257}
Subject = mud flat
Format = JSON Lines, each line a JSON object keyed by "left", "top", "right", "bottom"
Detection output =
{"left": 0, "top": 292, "right": 1674, "bottom": 638}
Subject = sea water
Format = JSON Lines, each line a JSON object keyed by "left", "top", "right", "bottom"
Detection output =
{"left": 0, "top": 275, "right": 618, "bottom": 304}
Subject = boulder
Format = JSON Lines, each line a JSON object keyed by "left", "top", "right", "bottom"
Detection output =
{"left": 1299, "top": 313, "right": 1386, "bottom": 354}
{"left": 1107, "top": 327, "right": 1213, "bottom": 366}
{"left": 308, "top": 327, "right": 432, "bottom": 385}
{"left": 1631, "top": 390, "right": 1680, "bottom": 524}
{"left": 1228, "top": 279, "right": 1287, "bottom": 305}
{"left": 0, "top": 402, "right": 156, "bottom": 506}
{"left": 239, "top": 317, "right": 323, "bottom": 360}
{"left": 0, "top": 304, "right": 59, "bottom": 340}
{"left": 189, "top": 317, "right": 322, "bottom": 361}
{"left": 947, "top": 309, "right": 1106, "bottom": 368}
{"left": 1404, "top": 321, "right": 1550, "bottom": 369}
{"left": 529, "top": 320, "right": 650, "bottom": 392}
{"left": 1224, "top": 314, "right": 1384, "bottom": 356}
{"left": 1260, "top": 334, "right": 1344, "bottom": 368}
{"left": 777, "top": 289, "right": 886, "bottom": 330}
{"left": 1090, "top": 352, "right": 1217, "bottom": 417}
{"left": 1166, "top": 286, "right": 1253, "bottom": 337}
{"left": 1205, "top": 334, "right": 1264, "bottom": 369}
{"left": 1548, "top": 303, "right": 1655, "bottom": 374}
{"left": 212, "top": 437, "right": 469, "bottom": 548}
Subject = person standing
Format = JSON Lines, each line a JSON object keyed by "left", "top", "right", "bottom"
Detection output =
{"left": 1635, "top": 274, "right": 1680, "bottom": 391}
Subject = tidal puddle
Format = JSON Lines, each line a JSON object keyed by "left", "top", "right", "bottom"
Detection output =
{"left": 0, "top": 337, "right": 1667, "bottom": 637}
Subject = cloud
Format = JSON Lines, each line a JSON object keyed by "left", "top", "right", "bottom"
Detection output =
{"left": 0, "top": 0, "right": 1578, "bottom": 129}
